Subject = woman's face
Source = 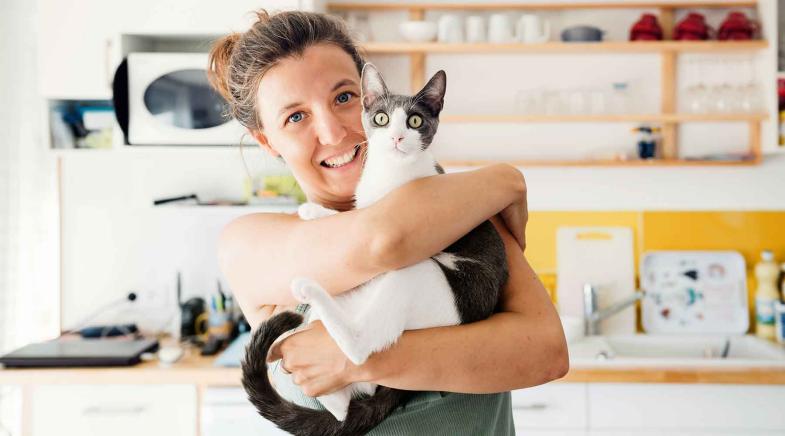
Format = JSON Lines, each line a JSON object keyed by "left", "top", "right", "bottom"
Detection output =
{"left": 253, "top": 43, "right": 366, "bottom": 210}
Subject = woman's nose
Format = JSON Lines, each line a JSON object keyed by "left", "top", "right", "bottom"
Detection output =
{"left": 314, "top": 108, "right": 347, "bottom": 146}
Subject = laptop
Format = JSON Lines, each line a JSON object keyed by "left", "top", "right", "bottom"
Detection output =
{"left": 0, "top": 338, "right": 159, "bottom": 368}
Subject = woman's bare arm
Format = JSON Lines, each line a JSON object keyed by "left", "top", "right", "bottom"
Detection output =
{"left": 271, "top": 217, "right": 569, "bottom": 396}
{"left": 350, "top": 217, "right": 569, "bottom": 392}
{"left": 219, "top": 163, "right": 525, "bottom": 326}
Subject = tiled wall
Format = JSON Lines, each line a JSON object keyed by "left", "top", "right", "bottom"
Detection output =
{"left": 528, "top": 211, "right": 785, "bottom": 333}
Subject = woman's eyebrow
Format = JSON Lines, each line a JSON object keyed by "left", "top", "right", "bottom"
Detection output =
{"left": 277, "top": 79, "right": 359, "bottom": 118}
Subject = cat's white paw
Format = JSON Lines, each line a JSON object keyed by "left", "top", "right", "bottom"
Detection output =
{"left": 297, "top": 203, "right": 335, "bottom": 220}
{"left": 290, "top": 277, "right": 322, "bottom": 303}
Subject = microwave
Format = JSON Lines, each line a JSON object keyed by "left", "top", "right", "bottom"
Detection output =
{"left": 126, "top": 52, "right": 245, "bottom": 145}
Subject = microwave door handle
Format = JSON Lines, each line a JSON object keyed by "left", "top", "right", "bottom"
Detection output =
{"left": 104, "top": 38, "right": 114, "bottom": 90}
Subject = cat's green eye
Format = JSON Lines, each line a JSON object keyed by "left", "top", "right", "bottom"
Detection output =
{"left": 373, "top": 112, "right": 389, "bottom": 126}
{"left": 407, "top": 114, "right": 423, "bottom": 129}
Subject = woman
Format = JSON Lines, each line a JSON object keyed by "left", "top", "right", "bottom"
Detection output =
{"left": 209, "top": 10, "right": 568, "bottom": 435}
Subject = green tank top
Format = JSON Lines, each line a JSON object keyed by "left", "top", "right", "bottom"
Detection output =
{"left": 269, "top": 304, "right": 515, "bottom": 435}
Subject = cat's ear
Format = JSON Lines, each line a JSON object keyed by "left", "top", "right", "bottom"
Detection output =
{"left": 414, "top": 70, "right": 446, "bottom": 116}
{"left": 361, "top": 63, "right": 388, "bottom": 109}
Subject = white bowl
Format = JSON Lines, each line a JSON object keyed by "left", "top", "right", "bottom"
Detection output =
{"left": 399, "top": 21, "right": 438, "bottom": 42}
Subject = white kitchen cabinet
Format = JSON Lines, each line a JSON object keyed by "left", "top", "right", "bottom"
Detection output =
{"left": 37, "top": 0, "right": 308, "bottom": 99}
{"left": 37, "top": 0, "right": 122, "bottom": 99}
{"left": 30, "top": 384, "right": 197, "bottom": 436}
{"left": 589, "top": 432, "right": 785, "bottom": 436}
{"left": 512, "top": 383, "right": 588, "bottom": 432}
{"left": 202, "top": 387, "right": 290, "bottom": 436}
{"left": 519, "top": 432, "right": 586, "bottom": 436}
{"left": 588, "top": 383, "right": 785, "bottom": 433}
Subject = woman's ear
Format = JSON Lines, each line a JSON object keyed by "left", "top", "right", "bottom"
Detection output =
{"left": 250, "top": 130, "right": 280, "bottom": 157}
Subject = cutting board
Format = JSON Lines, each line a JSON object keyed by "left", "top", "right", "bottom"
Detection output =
{"left": 640, "top": 251, "right": 748, "bottom": 334}
{"left": 557, "top": 227, "right": 636, "bottom": 334}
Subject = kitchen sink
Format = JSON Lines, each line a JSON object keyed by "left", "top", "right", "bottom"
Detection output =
{"left": 569, "top": 334, "right": 785, "bottom": 367}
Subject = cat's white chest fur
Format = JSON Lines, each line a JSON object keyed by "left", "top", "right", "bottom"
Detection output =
{"left": 353, "top": 153, "right": 438, "bottom": 209}
{"left": 289, "top": 154, "right": 462, "bottom": 422}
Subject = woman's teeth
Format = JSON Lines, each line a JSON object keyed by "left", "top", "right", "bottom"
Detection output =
{"left": 322, "top": 146, "right": 358, "bottom": 168}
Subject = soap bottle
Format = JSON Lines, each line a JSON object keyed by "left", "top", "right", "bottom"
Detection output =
{"left": 754, "top": 250, "right": 779, "bottom": 340}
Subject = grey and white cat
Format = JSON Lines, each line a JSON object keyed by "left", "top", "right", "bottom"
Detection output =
{"left": 242, "top": 64, "right": 509, "bottom": 436}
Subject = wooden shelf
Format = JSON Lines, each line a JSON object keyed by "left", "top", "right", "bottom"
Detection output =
{"left": 440, "top": 113, "right": 769, "bottom": 123}
{"left": 361, "top": 40, "right": 767, "bottom": 54}
{"left": 329, "top": 1, "right": 758, "bottom": 11}
{"left": 440, "top": 157, "right": 762, "bottom": 167}
{"left": 335, "top": 0, "right": 767, "bottom": 166}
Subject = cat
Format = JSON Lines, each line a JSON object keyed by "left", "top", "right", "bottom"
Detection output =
{"left": 241, "top": 64, "right": 509, "bottom": 436}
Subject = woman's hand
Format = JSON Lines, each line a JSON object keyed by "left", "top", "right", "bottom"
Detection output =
{"left": 267, "top": 320, "right": 358, "bottom": 397}
{"left": 497, "top": 166, "right": 528, "bottom": 252}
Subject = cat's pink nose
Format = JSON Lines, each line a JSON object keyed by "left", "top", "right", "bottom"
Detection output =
{"left": 392, "top": 136, "right": 403, "bottom": 144}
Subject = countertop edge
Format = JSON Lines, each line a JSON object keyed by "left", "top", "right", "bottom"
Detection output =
{"left": 2, "top": 356, "right": 785, "bottom": 386}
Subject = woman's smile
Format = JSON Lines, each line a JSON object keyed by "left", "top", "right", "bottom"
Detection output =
{"left": 320, "top": 143, "right": 361, "bottom": 169}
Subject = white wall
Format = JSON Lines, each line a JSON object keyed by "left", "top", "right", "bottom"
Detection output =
{"left": 58, "top": 149, "right": 287, "bottom": 331}
{"left": 55, "top": 0, "right": 785, "bottom": 328}
{"left": 1, "top": 0, "right": 59, "bottom": 349}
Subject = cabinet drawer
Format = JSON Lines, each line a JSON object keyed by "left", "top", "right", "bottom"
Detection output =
{"left": 30, "top": 384, "right": 196, "bottom": 436}
{"left": 202, "top": 387, "right": 289, "bottom": 436}
{"left": 589, "top": 383, "right": 785, "bottom": 432}
{"left": 511, "top": 383, "right": 587, "bottom": 430}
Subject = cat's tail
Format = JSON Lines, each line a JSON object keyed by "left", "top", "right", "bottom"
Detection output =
{"left": 241, "top": 311, "right": 411, "bottom": 436}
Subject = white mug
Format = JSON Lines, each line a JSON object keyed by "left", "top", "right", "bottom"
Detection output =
{"left": 517, "top": 14, "right": 550, "bottom": 43}
{"left": 438, "top": 14, "right": 463, "bottom": 43}
{"left": 488, "top": 14, "right": 514, "bottom": 43}
{"left": 465, "top": 16, "right": 486, "bottom": 43}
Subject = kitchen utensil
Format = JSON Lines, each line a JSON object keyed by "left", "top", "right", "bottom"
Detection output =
{"left": 640, "top": 251, "right": 749, "bottom": 334}
{"left": 718, "top": 11, "right": 758, "bottom": 40}
{"left": 674, "top": 12, "right": 713, "bottom": 40}
{"left": 561, "top": 25, "right": 604, "bottom": 42}
{"left": 488, "top": 14, "right": 514, "bottom": 43}
{"left": 516, "top": 14, "right": 550, "bottom": 43}
{"left": 557, "top": 227, "right": 636, "bottom": 335}
{"left": 399, "top": 21, "right": 438, "bottom": 42}
{"left": 629, "top": 13, "right": 663, "bottom": 41}
{"left": 465, "top": 15, "right": 486, "bottom": 43}
{"left": 438, "top": 14, "right": 463, "bottom": 43}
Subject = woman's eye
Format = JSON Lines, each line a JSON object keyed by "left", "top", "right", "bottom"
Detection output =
{"left": 407, "top": 114, "right": 423, "bottom": 129}
{"left": 336, "top": 92, "right": 353, "bottom": 104}
{"left": 373, "top": 112, "right": 389, "bottom": 126}
{"left": 287, "top": 112, "right": 304, "bottom": 124}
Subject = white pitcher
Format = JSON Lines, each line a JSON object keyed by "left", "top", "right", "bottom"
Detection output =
{"left": 517, "top": 14, "right": 550, "bottom": 43}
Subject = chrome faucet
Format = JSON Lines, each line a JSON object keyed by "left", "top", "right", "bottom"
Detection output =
{"left": 583, "top": 283, "right": 645, "bottom": 336}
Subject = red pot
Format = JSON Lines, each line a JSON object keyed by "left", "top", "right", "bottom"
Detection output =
{"left": 718, "top": 11, "right": 758, "bottom": 40}
{"left": 674, "top": 12, "right": 713, "bottom": 41}
{"left": 630, "top": 13, "right": 663, "bottom": 41}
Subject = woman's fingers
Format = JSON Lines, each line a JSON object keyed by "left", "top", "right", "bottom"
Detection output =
{"left": 267, "top": 327, "right": 302, "bottom": 362}
{"left": 297, "top": 374, "right": 346, "bottom": 397}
